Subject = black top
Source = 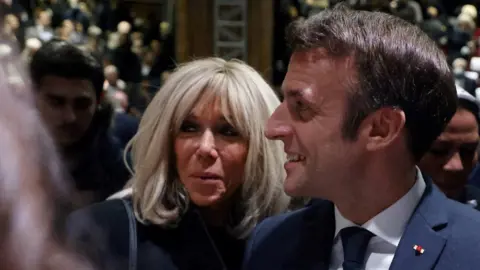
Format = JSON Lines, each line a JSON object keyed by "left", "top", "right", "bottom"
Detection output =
{"left": 66, "top": 199, "right": 246, "bottom": 270}
{"left": 69, "top": 132, "right": 130, "bottom": 205}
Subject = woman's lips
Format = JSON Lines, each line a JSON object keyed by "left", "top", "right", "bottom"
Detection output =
{"left": 192, "top": 172, "right": 223, "bottom": 180}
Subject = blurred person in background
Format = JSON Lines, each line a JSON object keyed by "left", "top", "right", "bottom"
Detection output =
{"left": 0, "top": 0, "right": 28, "bottom": 25}
{"left": 420, "top": 86, "right": 480, "bottom": 211}
{"left": 64, "top": 0, "right": 91, "bottom": 32}
{"left": 43, "top": 0, "right": 69, "bottom": 29}
{"left": 20, "top": 37, "right": 41, "bottom": 64}
{"left": 447, "top": 10, "right": 476, "bottom": 63}
{"left": 71, "top": 21, "right": 87, "bottom": 44}
{"left": 0, "top": 36, "right": 93, "bottom": 270}
{"left": 103, "top": 64, "right": 126, "bottom": 95}
{"left": 25, "top": 9, "right": 53, "bottom": 43}
{"left": 30, "top": 39, "right": 130, "bottom": 208}
{"left": 388, "top": 0, "right": 421, "bottom": 24}
{"left": 141, "top": 49, "right": 158, "bottom": 80}
{"left": 453, "top": 57, "right": 477, "bottom": 95}
{"left": 112, "top": 21, "right": 142, "bottom": 84}
{"left": 420, "top": 5, "right": 449, "bottom": 47}
{"left": 110, "top": 90, "right": 139, "bottom": 149}
{"left": 2, "top": 13, "right": 22, "bottom": 48}
{"left": 66, "top": 57, "right": 290, "bottom": 270}
{"left": 130, "top": 31, "right": 144, "bottom": 56}
{"left": 150, "top": 39, "right": 175, "bottom": 79}
{"left": 57, "top": 19, "right": 72, "bottom": 40}
{"left": 83, "top": 25, "right": 104, "bottom": 59}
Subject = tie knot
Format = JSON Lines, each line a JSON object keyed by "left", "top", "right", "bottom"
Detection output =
{"left": 340, "top": 227, "right": 374, "bottom": 267}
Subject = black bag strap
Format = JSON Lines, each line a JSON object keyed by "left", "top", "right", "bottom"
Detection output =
{"left": 121, "top": 199, "right": 137, "bottom": 270}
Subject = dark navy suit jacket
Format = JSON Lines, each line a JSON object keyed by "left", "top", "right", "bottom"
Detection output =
{"left": 243, "top": 180, "right": 480, "bottom": 270}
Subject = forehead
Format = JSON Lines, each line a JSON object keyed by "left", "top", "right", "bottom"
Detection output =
{"left": 437, "top": 109, "right": 479, "bottom": 141}
{"left": 38, "top": 75, "right": 96, "bottom": 99}
{"left": 189, "top": 91, "right": 229, "bottom": 119}
{"left": 282, "top": 49, "right": 355, "bottom": 98}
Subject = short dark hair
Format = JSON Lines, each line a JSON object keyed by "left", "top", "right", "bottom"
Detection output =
{"left": 458, "top": 99, "right": 480, "bottom": 129}
{"left": 30, "top": 39, "right": 104, "bottom": 99}
{"left": 286, "top": 5, "right": 457, "bottom": 161}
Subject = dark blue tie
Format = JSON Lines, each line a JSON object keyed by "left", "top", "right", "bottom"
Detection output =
{"left": 340, "top": 227, "right": 374, "bottom": 270}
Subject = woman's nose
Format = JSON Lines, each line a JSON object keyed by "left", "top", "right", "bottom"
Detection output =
{"left": 197, "top": 130, "right": 219, "bottom": 159}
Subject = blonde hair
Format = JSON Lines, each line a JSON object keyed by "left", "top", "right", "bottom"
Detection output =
{"left": 125, "top": 57, "right": 289, "bottom": 238}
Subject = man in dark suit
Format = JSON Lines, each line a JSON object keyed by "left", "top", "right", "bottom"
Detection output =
{"left": 111, "top": 90, "right": 139, "bottom": 149}
{"left": 243, "top": 6, "right": 480, "bottom": 270}
{"left": 420, "top": 86, "right": 480, "bottom": 211}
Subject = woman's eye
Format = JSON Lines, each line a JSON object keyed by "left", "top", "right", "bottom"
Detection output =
{"left": 179, "top": 121, "right": 198, "bottom": 133}
{"left": 218, "top": 124, "right": 240, "bottom": 137}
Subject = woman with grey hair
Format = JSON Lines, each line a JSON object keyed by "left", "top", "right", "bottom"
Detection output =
{"left": 66, "top": 57, "right": 290, "bottom": 270}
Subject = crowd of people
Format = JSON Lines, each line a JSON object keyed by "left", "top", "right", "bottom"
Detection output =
{"left": 3, "top": 0, "right": 480, "bottom": 270}
{"left": 2, "top": 0, "right": 175, "bottom": 116}
{"left": 274, "top": 0, "right": 480, "bottom": 88}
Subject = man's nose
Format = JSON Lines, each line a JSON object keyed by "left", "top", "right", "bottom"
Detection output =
{"left": 265, "top": 103, "right": 292, "bottom": 140}
{"left": 444, "top": 152, "right": 464, "bottom": 172}
{"left": 197, "top": 130, "right": 218, "bottom": 159}
{"left": 62, "top": 106, "right": 76, "bottom": 123}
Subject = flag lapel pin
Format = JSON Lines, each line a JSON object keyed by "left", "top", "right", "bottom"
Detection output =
{"left": 413, "top": 245, "right": 425, "bottom": 255}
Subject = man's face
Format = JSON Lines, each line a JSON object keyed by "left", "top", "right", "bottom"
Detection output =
{"left": 105, "top": 72, "right": 118, "bottom": 85}
{"left": 38, "top": 12, "right": 51, "bottom": 27}
{"left": 36, "top": 76, "right": 97, "bottom": 147}
{"left": 420, "top": 108, "right": 479, "bottom": 195}
{"left": 265, "top": 50, "right": 360, "bottom": 199}
{"left": 144, "top": 52, "right": 155, "bottom": 66}
{"left": 151, "top": 40, "right": 161, "bottom": 55}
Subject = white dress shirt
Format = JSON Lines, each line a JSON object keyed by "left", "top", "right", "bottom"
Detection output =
{"left": 329, "top": 168, "right": 426, "bottom": 270}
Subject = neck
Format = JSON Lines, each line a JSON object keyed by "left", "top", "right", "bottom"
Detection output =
{"left": 198, "top": 202, "right": 232, "bottom": 227}
{"left": 334, "top": 155, "right": 417, "bottom": 225}
{"left": 59, "top": 146, "right": 82, "bottom": 171}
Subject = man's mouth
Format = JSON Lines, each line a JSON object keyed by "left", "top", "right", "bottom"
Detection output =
{"left": 286, "top": 154, "right": 306, "bottom": 162}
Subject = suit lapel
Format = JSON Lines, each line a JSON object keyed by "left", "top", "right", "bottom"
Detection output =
{"left": 389, "top": 179, "right": 448, "bottom": 270}
{"left": 287, "top": 200, "right": 335, "bottom": 270}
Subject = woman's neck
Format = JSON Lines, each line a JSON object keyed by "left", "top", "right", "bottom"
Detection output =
{"left": 198, "top": 202, "right": 232, "bottom": 227}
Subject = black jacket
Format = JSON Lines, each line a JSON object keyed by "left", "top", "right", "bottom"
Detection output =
{"left": 66, "top": 199, "right": 245, "bottom": 270}
{"left": 65, "top": 103, "right": 130, "bottom": 207}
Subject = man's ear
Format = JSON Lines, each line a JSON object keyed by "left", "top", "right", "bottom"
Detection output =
{"left": 358, "top": 108, "right": 406, "bottom": 152}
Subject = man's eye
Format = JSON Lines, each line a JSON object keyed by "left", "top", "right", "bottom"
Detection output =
{"left": 48, "top": 97, "right": 63, "bottom": 107}
{"left": 295, "top": 100, "right": 308, "bottom": 112}
{"left": 460, "top": 147, "right": 477, "bottom": 157}
{"left": 429, "top": 148, "right": 449, "bottom": 157}
{"left": 74, "top": 98, "right": 93, "bottom": 110}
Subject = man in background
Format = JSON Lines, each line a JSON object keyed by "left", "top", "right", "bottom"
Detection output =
{"left": 420, "top": 86, "right": 480, "bottom": 211}
{"left": 30, "top": 39, "right": 130, "bottom": 208}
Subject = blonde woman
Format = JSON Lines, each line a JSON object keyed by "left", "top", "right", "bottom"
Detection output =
{"left": 66, "top": 57, "right": 290, "bottom": 270}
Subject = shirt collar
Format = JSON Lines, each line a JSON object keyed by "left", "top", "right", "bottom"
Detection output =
{"left": 334, "top": 167, "right": 426, "bottom": 247}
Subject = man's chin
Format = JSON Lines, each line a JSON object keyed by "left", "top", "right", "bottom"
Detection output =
{"left": 283, "top": 176, "right": 306, "bottom": 197}
{"left": 57, "top": 137, "right": 82, "bottom": 149}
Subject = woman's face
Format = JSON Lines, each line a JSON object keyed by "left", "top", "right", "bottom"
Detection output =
{"left": 175, "top": 93, "right": 248, "bottom": 207}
